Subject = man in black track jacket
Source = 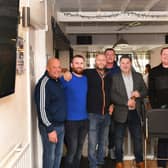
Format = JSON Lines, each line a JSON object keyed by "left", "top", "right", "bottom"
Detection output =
{"left": 35, "top": 58, "right": 66, "bottom": 168}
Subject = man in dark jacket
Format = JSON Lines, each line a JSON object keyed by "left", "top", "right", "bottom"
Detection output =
{"left": 148, "top": 47, "right": 168, "bottom": 168}
{"left": 34, "top": 58, "right": 67, "bottom": 168}
{"left": 84, "top": 53, "right": 113, "bottom": 168}
{"left": 111, "top": 55, "right": 147, "bottom": 168}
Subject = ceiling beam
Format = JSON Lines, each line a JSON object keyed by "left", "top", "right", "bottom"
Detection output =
{"left": 65, "top": 25, "right": 168, "bottom": 34}
{"left": 144, "top": 0, "right": 161, "bottom": 11}
{"left": 57, "top": 11, "right": 168, "bottom": 22}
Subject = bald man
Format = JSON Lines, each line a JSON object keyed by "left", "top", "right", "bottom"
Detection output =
{"left": 35, "top": 57, "right": 67, "bottom": 168}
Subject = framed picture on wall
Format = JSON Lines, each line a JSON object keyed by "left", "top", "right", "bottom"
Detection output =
{"left": 16, "top": 37, "right": 24, "bottom": 75}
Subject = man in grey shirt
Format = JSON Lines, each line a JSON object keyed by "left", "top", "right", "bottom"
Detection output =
{"left": 110, "top": 55, "right": 147, "bottom": 168}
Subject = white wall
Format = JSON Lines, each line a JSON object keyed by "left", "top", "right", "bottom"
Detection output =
{"left": 0, "top": 74, "right": 28, "bottom": 160}
{"left": 0, "top": 0, "right": 31, "bottom": 162}
{"left": 32, "top": 29, "right": 47, "bottom": 168}
{"left": 0, "top": 28, "right": 31, "bottom": 165}
{"left": 46, "top": 0, "right": 54, "bottom": 57}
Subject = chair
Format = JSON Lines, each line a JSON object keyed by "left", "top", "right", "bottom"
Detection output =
{"left": 144, "top": 108, "right": 168, "bottom": 168}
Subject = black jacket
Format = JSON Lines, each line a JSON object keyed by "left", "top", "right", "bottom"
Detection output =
{"left": 34, "top": 71, "right": 67, "bottom": 133}
{"left": 84, "top": 69, "right": 111, "bottom": 115}
{"left": 149, "top": 64, "right": 168, "bottom": 108}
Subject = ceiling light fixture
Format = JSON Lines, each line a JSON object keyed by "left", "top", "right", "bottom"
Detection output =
{"left": 113, "top": 34, "right": 129, "bottom": 48}
{"left": 115, "top": 37, "right": 128, "bottom": 48}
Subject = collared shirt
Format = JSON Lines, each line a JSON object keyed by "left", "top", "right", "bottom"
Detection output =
{"left": 122, "top": 72, "right": 133, "bottom": 99}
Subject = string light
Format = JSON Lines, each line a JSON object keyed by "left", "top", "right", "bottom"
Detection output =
{"left": 63, "top": 11, "right": 168, "bottom": 19}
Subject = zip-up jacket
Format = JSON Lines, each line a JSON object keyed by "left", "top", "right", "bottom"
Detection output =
{"left": 34, "top": 71, "right": 67, "bottom": 133}
{"left": 84, "top": 69, "right": 111, "bottom": 115}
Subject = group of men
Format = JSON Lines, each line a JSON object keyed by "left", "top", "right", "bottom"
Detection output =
{"left": 34, "top": 47, "right": 168, "bottom": 168}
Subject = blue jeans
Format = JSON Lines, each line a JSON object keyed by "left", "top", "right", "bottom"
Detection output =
{"left": 39, "top": 123, "right": 64, "bottom": 168}
{"left": 64, "top": 119, "right": 88, "bottom": 168}
{"left": 88, "top": 113, "right": 111, "bottom": 168}
{"left": 115, "top": 110, "right": 143, "bottom": 163}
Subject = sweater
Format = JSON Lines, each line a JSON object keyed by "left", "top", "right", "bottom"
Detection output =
{"left": 60, "top": 73, "right": 88, "bottom": 121}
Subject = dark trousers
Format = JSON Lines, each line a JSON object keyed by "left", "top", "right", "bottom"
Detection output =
{"left": 64, "top": 119, "right": 88, "bottom": 168}
{"left": 115, "top": 110, "right": 143, "bottom": 163}
{"left": 109, "top": 117, "right": 115, "bottom": 149}
{"left": 157, "top": 138, "right": 168, "bottom": 168}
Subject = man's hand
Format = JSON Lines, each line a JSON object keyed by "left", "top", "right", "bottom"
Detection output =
{"left": 63, "top": 71, "right": 72, "bottom": 81}
{"left": 131, "top": 90, "right": 140, "bottom": 98}
{"left": 127, "top": 98, "right": 136, "bottom": 109}
{"left": 48, "top": 130, "right": 57, "bottom": 143}
{"left": 109, "top": 104, "right": 114, "bottom": 115}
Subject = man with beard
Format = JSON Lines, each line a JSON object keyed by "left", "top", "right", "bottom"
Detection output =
{"left": 84, "top": 53, "right": 113, "bottom": 168}
{"left": 61, "top": 55, "right": 88, "bottom": 168}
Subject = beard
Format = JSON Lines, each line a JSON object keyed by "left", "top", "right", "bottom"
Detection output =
{"left": 95, "top": 65, "right": 105, "bottom": 71}
{"left": 72, "top": 68, "right": 84, "bottom": 75}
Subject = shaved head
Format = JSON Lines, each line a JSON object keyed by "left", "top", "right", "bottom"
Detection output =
{"left": 47, "top": 57, "right": 60, "bottom": 68}
{"left": 46, "top": 57, "right": 61, "bottom": 79}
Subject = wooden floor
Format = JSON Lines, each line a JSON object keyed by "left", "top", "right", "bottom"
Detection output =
{"left": 61, "top": 157, "right": 161, "bottom": 168}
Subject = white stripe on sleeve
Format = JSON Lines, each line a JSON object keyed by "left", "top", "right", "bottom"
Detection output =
{"left": 40, "top": 76, "right": 51, "bottom": 126}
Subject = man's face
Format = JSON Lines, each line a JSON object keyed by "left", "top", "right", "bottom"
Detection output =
{"left": 71, "top": 57, "right": 84, "bottom": 74}
{"left": 120, "top": 58, "right": 132, "bottom": 74}
{"left": 47, "top": 59, "right": 62, "bottom": 79}
{"left": 105, "top": 50, "right": 115, "bottom": 64}
{"left": 95, "top": 54, "right": 106, "bottom": 70}
{"left": 161, "top": 49, "right": 168, "bottom": 67}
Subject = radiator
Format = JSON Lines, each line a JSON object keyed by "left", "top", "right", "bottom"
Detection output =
{"left": 0, "top": 143, "right": 31, "bottom": 168}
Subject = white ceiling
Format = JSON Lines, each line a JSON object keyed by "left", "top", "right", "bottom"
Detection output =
{"left": 55, "top": 0, "right": 168, "bottom": 12}
{"left": 53, "top": 0, "right": 168, "bottom": 52}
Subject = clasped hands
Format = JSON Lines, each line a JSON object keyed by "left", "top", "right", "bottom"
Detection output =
{"left": 127, "top": 90, "right": 140, "bottom": 109}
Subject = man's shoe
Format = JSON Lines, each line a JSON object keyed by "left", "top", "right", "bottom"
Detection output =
{"left": 116, "top": 162, "right": 124, "bottom": 168}
{"left": 136, "top": 162, "right": 144, "bottom": 168}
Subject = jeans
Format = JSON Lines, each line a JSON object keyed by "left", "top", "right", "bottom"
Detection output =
{"left": 88, "top": 113, "right": 111, "bottom": 168}
{"left": 39, "top": 123, "right": 64, "bottom": 168}
{"left": 64, "top": 119, "right": 88, "bottom": 168}
{"left": 115, "top": 110, "right": 143, "bottom": 163}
